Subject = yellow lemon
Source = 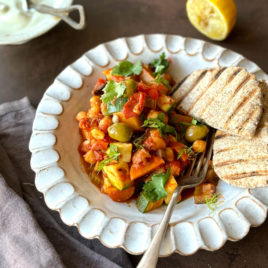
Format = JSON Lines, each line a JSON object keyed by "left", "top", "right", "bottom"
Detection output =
{"left": 186, "top": 0, "right": 237, "bottom": 41}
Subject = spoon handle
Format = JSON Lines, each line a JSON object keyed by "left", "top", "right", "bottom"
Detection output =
{"left": 32, "top": 4, "right": 86, "bottom": 30}
{"left": 137, "top": 186, "right": 184, "bottom": 268}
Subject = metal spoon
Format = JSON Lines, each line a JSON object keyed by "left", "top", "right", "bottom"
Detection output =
{"left": 21, "top": 0, "right": 86, "bottom": 30}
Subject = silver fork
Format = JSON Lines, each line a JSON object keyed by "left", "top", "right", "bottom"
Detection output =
{"left": 21, "top": 1, "right": 86, "bottom": 30}
{"left": 137, "top": 130, "right": 216, "bottom": 268}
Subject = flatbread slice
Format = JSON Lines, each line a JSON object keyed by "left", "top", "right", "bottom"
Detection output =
{"left": 254, "top": 81, "right": 268, "bottom": 144}
{"left": 213, "top": 130, "right": 268, "bottom": 188}
{"left": 172, "top": 67, "right": 263, "bottom": 138}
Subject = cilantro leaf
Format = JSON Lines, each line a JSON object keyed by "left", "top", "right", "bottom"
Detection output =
{"left": 143, "top": 116, "right": 166, "bottom": 129}
{"left": 150, "top": 52, "right": 170, "bottom": 75}
{"left": 101, "top": 81, "right": 126, "bottom": 104}
{"left": 112, "top": 60, "right": 142, "bottom": 77}
{"left": 164, "top": 124, "right": 177, "bottom": 138}
{"left": 107, "top": 96, "right": 128, "bottom": 114}
{"left": 143, "top": 113, "right": 177, "bottom": 138}
{"left": 155, "top": 74, "right": 171, "bottom": 89}
{"left": 143, "top": 169, "right": 170, "bottom": 202}
{"left": 133, "top": 134, "right": 146, "bottom": 149}
{"left": 97, "top": 144, "right": 120, "bottom": 171}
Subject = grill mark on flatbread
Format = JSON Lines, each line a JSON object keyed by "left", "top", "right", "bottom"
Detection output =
{"left": 176, "top": 70, "right": 208, "bottom": 105}
{"left": 213, "top": 147, "right": 234, "bottom": 154}
{"left": 171, "top": 74, "right": 190, "bottom": 94}
{"left": 186, "top": 68, "right": 226, "bottom": 114}
{"left": 237, "top": 108, "right": 261, "bottom": 134}
{"left": 227, "top": 74, "right": 252, "bottom": 102}
{"left": 215, "top": 133, "right": 228, "bottom": 140}
{"left": 214, "top": 156, "right": 268, "bottom": 167}
{"left": 223, "top": 170, "right": 268, "bottom": 180}
{"left": 215, "top": 67, "right": 227, "bottom": 79}
{"left": 224, "top": 88, "right": 258, "bottom": 129}
{"left": 199, "top": 68, "right": 242, "bottom": 117}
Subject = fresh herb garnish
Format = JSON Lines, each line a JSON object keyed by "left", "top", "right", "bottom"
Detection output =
{"left": 150, "top": 52, "right": 170, "bottom": 75}
{"left": 143, "top": 113, "right": 177, "bottom": 138}
{"left": 142, "top": 169, "right": 170, "bottom": 202}
{"left": 155, "top": 74, "right": 171, "bottom": 89}
{"left": 205, "top": 193, "right": 223, "bottom": 214}
{"left": 133, "top": 135, "right": 145, "bottom": 149}
{"left": 97, "top": 144, "right": 120, "bottom": 171}
{"left": 107, "top": 96, "right": 128, "bottom": 114}
{"left": 177, "top": 123, "right": 186, "bottom": 141}
{"left": 191, "top": 119, "right": 203, "bottom": 126}
{"left": 112, "top": 60, "right": 142, "bottom": 77}
{"left": 101, "top": 81, "right": 126, "bottom": 104}
{"left": 177, "top": 145, "right": 196, "bottom": 160}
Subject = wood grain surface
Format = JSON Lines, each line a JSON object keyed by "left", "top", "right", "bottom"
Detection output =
{"left": 0, "top": 0, "right": 267, "bottom": 267}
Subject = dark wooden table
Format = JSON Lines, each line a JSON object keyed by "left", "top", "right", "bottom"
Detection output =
{"left": 1, "top": 0, "right": 267, "bottom": 267}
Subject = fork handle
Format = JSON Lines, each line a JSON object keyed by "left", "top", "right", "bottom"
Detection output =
{"left": 137, "top": 185, "right": 184, "bottom": 268}
{"left": 32, "top": 4, "right": 86, "bottom": 30}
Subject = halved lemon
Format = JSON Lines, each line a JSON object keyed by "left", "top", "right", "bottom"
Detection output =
{"left": 186, "top": 0, "right": 237, "bottom": 41}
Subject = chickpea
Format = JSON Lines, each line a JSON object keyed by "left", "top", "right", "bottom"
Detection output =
{"left": 90, "top": 96, "right": 101, "bottom": 106}
{"left": 99, "top": 116, "right": 113, "bottom": 132}
{"left": 83, "top": 150, "right": 97, "bottom": 165}
{"left": 192, "top": 140, "right": 206, "bottom": 153}
{"left": 76, "top": 111, "right": 87, "bottom": 121}
{"left": 91, "top": 128, "right": 105, "bottom": 140}
{"left": 147, "top": 110, "right": 168, "bottom": 124}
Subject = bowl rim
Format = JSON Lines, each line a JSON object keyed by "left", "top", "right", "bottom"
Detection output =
{"left": 0, "top": 0, "right": 73, "bottom": 45}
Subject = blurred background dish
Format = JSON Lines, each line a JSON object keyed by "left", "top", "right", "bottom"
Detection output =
{"left": 0, "top": 0, "right": 73, "bottom": 45}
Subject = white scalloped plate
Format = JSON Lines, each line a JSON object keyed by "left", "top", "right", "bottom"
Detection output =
{"left": 29, "top": 34, "right": 268, "bottom": 256}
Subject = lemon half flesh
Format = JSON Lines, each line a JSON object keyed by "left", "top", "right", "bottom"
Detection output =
{"left": 186, "top": 0, "right": 237, "bottom": 41}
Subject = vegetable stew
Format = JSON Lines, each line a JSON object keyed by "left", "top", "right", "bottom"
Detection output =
{"left": 76, "top": 53, "right": 218, "bottom": 213}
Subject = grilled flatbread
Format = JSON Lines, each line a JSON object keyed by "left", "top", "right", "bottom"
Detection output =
{"left": 213, "top": 130, "right": 268, "bottom": 188}
{"left": 255, "top": 81, "right": 268, "bottom": 144}
{"left": 172, "top": 67, "right": 263, "bottom": 138}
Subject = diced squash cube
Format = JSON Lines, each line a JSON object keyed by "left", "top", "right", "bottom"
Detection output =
{"left": 157, "top": 95, "right": 175, "bottom": 112}
{"left": 130, "top": 156, "right": 165, "bottom": 181}
{"left": 139, "top": 66, "right": 155, "bottom": 84}
{"left": 116, "top": 111, "right": 143, "bottom": 131}
{"left": 103, "top": 162, "right": 131, "bottom": 190}
{"left": 103, "top": 68, "right": 113, "bottom": 80}
{"left": 90, "top": 168, "right": 103, "bottom": 187}
{"left": 194, "top": 183, "right": 216, "bottom": 204}
{"left": 164, "top": 175, "right": 178, "bottom": 204}
{"left": 136, "top": 193, "right": 164, "bottom": 213}
{"left": 106, "top": 185, "right": 135, "bottom": 202}
{"left": 111, "top": 142, "right": 132, "bottom": 162}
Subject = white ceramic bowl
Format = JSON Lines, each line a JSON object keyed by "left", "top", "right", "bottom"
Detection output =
{"left": 0, "top": 0, "right": 72, "bottom": 45}
{"left": 30, "top": 34, "right": 268, "bottom": 255}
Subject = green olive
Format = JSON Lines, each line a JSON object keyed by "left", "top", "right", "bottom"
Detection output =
{"left": 124, "top": 79, "right": 137, "bottom": 97}
{"left": 108, "top": 123, "right": 133, "bottom": 142}
{"left": 185, "top": 125, "right": 209, "bottom": 142}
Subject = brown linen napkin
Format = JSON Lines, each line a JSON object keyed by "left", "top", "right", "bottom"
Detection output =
{"left": 0, "top": 97, "right": 132, "bottom": 268}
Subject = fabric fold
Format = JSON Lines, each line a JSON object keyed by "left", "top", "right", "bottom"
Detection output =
{"left": 0, "top": 97, "right": 132, "bottom": 268}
